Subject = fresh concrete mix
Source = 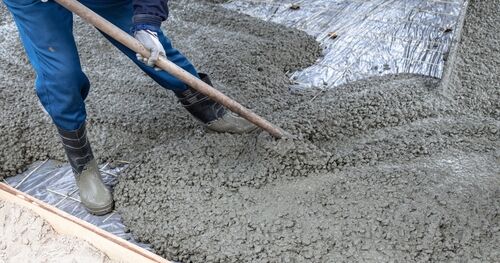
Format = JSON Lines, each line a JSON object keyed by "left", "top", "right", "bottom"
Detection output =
{"left": 0, "top": 0, "right": 499, "bottom": 262}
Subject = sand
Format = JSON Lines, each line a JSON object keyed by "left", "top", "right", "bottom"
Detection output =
{"left": 0, "top": 0, "right": 498, "bottom": 262}
{"left": 0, "top": 200, "right": 115, "bottom": 263}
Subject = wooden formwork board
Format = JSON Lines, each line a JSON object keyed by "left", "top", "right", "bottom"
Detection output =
{"left": 0, "top": 183, "right": 170, "bottom": 263}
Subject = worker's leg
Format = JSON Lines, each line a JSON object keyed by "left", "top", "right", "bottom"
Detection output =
{"left": 82, "top": 0, "right": 197, "bottom": 93}
{"left": 82, "top": 0, "right": 256, "bottom": 133}
{"left": 3, "top": 0, "right": 113, "bottom": 215}
{"left": 3, "top": 0, "right": 89, "bottom": 131}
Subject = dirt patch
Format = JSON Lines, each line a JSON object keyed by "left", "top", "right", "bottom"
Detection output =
{"left": 0, "top": 200, "right": 114, "bottom": 262}
{"left": 0, "top": 0, "right": 498, "bottom": 262}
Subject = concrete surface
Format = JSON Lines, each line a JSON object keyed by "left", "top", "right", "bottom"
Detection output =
{"left": 0, "top": 0, "right": 498, "bottom": 262}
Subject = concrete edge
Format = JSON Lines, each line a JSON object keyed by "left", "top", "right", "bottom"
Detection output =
{"left": 439, "top": 0, "right": 470, "bottom": 92}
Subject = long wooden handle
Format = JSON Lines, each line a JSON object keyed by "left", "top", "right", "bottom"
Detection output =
{"left": 54, "top": 0, "right": 286, "bottom": 138}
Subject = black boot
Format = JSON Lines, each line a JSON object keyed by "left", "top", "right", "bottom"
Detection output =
{"left": 57, "top": 123, "right": 114, "bottom": 216}
{"left": 175, "top": 73, "right": 257, "bottom": 133}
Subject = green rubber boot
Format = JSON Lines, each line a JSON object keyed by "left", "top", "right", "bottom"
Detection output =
{"left": 57, "top": 123, "right": 114, "bottom": 216}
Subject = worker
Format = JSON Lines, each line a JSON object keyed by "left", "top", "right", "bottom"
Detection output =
{"left": 3, "top": 0, "right": 256, "bottom": 215}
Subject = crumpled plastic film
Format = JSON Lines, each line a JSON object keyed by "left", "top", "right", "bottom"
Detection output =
{"left": 224, "top": 0, "right": 468, "bottom": 89}
{"left": 3, "top": 160, "right": 151, "bottom": 251}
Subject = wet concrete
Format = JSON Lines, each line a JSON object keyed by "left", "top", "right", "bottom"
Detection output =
{"left": 0, "top": 0, "right": 499, "bottom": 262}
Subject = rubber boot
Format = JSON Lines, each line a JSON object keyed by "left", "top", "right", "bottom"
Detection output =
{"left": 57, "top": 123, "right": 114, "bottom": 216}
{"left": 175, "top": 73, "right": 258, "bottom": 134}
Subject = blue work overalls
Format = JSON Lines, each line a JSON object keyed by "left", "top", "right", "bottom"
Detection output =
{"left": 3, "top": 0, "right": 198, "bottom": 130}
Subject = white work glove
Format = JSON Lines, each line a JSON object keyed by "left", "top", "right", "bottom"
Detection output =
{"left": 134, "top": 29, "right": 166, "bottom": 71}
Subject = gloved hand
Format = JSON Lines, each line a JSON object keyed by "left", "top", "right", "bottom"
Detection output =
{"left": 134, "top": 29, "right": 166, "bottom": 71}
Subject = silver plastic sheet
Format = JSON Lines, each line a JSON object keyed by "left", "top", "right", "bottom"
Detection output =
{"left": 3, "top": 160, "right": 150, "bottom": 251}
{"left": 224, "top": 0, "right": 468, "bottom": 89}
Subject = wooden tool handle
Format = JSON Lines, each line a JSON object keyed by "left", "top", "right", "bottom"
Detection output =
{"left": 54, "top": 0, "right": 286, "bottom": 138}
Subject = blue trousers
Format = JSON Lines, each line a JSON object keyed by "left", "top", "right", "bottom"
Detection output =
{"left": 3, "top": 0, "right": 198, "bottom": 130}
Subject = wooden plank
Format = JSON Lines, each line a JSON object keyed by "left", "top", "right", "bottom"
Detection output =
{"left": 0, "top": 183, "right": 170, "bottom": 263}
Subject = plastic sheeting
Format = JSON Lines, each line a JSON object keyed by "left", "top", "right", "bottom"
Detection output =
{"left": 2, "top": 160, "right": 150, "bottom": 251}
{"left": 224, "top": 0, "right": 468, "bottom": 89}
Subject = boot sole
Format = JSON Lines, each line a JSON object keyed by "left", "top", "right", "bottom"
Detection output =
{"left": 85, "top": 202, "right": 114, "bottom": 216}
